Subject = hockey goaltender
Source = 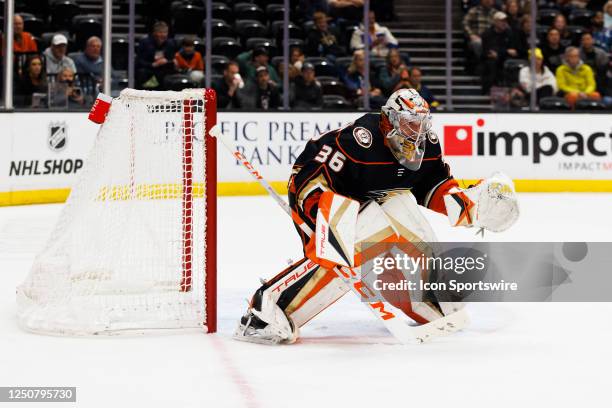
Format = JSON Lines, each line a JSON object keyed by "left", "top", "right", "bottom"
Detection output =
{"left": 234, "top": 88, "right": 519, "bottom": 344}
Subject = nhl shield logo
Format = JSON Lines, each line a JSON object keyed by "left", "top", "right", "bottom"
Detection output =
{"left": 48, "top": 122, "right": 67, "bottom": 152}
{"left": 353, "top": 127, "right": 372, "bottom": 148}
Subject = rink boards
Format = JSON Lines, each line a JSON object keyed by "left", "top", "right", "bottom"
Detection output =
{"left": 1, "top": 111, "right": 611, "bottom": 205}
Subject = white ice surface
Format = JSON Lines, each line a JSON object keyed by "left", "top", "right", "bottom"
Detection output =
{"left": 1, "top": 193, "right": 611, "bottom": 408}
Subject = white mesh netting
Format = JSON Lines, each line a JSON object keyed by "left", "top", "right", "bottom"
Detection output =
{"left": 17, "top": 89, "right": 212, "bottom": 335}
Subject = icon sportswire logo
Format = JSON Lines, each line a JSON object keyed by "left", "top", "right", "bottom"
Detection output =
{"left": 443, "top": 118, "right": 612, "bottom": 164}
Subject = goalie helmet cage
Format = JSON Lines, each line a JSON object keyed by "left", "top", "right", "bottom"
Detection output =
{"left": 16, "top": 88, "right": 217, "bottom": 335}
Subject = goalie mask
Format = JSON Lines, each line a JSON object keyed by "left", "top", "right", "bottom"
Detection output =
{"left": 381, "top": 89, "right": 432, "bottom": 170}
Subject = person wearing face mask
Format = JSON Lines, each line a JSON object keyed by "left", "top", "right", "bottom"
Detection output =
{"left": 173, "top": 37, "right": 204, "bottom": 85}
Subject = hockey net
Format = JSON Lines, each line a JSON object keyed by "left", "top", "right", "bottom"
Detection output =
{"left": 16, "top": 88, "right": 217, "bottom": 335}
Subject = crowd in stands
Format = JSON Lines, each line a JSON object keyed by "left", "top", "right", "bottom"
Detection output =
{"left": 4, "top": 12, "right": 103, "bottom": 109}
{"left": 4, "top": 0, "right": 611, "bottom": 110}
{"left": 463, "top": 0, "right": 612, "bottom": 108}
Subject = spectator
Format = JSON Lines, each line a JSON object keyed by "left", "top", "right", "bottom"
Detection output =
{"left": 481, "top": 12, "right": 519, "bottom": 93}
{"left": 174, "top": 37, "right": 204, "bottom": 85}
{"left": 591, "top": 12, "right": 612, "bottom": 51}
{"left": 350, "top": 11, "right": 399, "bottom": 58}
{"left": 377, "top": 48, "right": 408, "bottom": 95}
{"left": 328, "top": 0, "right": 364, "bottom": 22}
{"left": 513, "top": 15, "right": 532, "bottom": 59}
{"left": 73, "top": 36, "right": 103, "bottom": 80}
{"left": 579, "top": 32, "right": 609, "bottom": 92}
{"left": 291, "top": 62, "right": 323, "bottom": 109}
{"left": 504, "top": 0, "right": 522, "bottom": 32}
{"left": 213, "top": 61, "right": 244, "bottom": 109}
{"left": 515, "top": 48, "right": 557, "bottom": 104}
{"left": 409, "top": 67, "right": 439, "bottom": 108}
{"left": 305, "top": 11, "right": 346, "bottom": 60}
{"left": 342, "top": 49, "right": 386, "bottom": 108}
{"left": 279, "top": 47, "right": 307, "bottom": 81}
{"left": 556, "top": 46, "right": 601, "bottom": 107}
{"left": 15, "top": 55, "right": 47, "bottom": 107}
{"left": 605, "top": 1, "right": 612, "bottom": 29}
{"left": 43, "top": 34, "right": 76, "bottom": 76}
{"left": 552, "top": 14, "right": 572, "bottom": 48}
{"left": 241, "top": 66, "right": 281, "bottom": 110}
{"left": 391, "top": 65, "right": 413, "bottom": 93}
{"left": 463, "top": 0, "right": 498, "bottom": 63}
{"left": 13, "top": 14, "right": 38, "bottom": 53}
{"left": 541, "top": 28, "right": 566, "bottom": 72}
{"left": 136, "top": 21, "right": 177, "bottom": 89}
{"left": 49, "top": 67, "right": 85, "bottom": 109}
{"left": 237, "top": 48, "right": 280, "bottom": 85}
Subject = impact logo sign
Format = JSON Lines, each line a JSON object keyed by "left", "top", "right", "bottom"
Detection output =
{"left": 442, "top": 118, "right": 612, "bottom": 171}
{"left": 443, "top": 119, "right": 483, "bottom": 156}
{"left": 48, "top": 122, "right": 67, "bottom": 152}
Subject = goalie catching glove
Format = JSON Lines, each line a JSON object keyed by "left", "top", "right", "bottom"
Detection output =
{"left": 444, "top": 172, "right": 519, "bottom": 233}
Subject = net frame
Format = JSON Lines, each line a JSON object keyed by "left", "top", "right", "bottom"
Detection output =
{"left": 16, "top": 88, "right": 217, "bottom": 335}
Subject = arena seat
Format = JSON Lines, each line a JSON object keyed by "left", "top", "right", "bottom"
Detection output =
{"left": 539, "top": 96, "right": 570, "bottom": 110}
{"left": 569, "top": 9, "right": 594, "bottom": 27}
{"left": 211, "top": 2, "right": 234, "bottom": 23}
{"left": 266, "top": 4, "right": 286, "bottom": 22}
{"left": 211, "top": 55, "right": 230, "bottom": 74}
{"left": 212, "top": 37, "right": 243, "bottom": 59}
{"left": 503, "top": 59, "right": 528, "bottom": 87}
{"left": 536, "top": 9, "right": 559, "bottom": 27}
{"left": 323, "top": 94, "right": 352, "bottom": 110}
{"left": 234, "top": 19, "right": 268, "bottom": 42}
{"left": 50, "top": 0, "right": 80, "bottom": 30}
{"left": 112, "top": 37, "right": 129, "bottom": 71}
{"left": 245, "top": 38, "right": 277, "bottom": 56}
{"left": 575, "top": 99, "right": 606, "bottom": 110}
{"left": 163, "top": 74, "right": 196, "bottom": 91}
{"left": 209, "top": 19, "right": 234, "bottom": 38}
{"left": 305, "top": 57, "right": 338, "bottom": 77}
{"left": 270, "top": 21, "right": 304, "bottom": 41}
{"left": 172, "top": 4, "right": 205, "bottom": 34}
{"left": 567, "top": 25, "right": 586, "bottom": 45}
{"left": 22, "top": 15, "right": 45, "bottom": 37}
{"left": 72, "top": 15, "right": 102, "bottom": 50}
{"left": 234, "top": 3, "right": 265, "bottom": 23}
{"left": 319, "top": 77, "right": 348, "bottom": 97}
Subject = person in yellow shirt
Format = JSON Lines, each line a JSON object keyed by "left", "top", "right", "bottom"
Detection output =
{"left": 555, "top": 46, "right": 601, "bottom": 108}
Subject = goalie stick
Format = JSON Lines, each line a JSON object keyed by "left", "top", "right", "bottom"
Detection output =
{"left": 209, "top": 125, "right": 468, "bottom": 344}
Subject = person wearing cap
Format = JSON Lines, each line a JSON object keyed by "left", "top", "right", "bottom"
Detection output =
{"left": 43, "top": 33, "right": 77, "bottom": 76}
{"left": 240, "top": 65, "right": 281, "bottom": 110}
{"left": 290, "top": 62, "right": 323, "bottom": 110}
{"left": 238, "top": 47, "right": 280, "bottom": 85}
{"left": 481, "top": 11, "right": 519, "bottom": 94}
{"left": 515, "top": 47, "right": 557, "bottom": 104}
